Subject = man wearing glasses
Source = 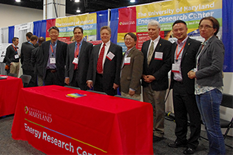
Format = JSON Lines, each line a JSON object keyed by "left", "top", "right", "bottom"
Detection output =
{"left": 120, "top": 32, "right": 143, "bottom": 100}
{"left": 40, "top": 26, "right": 68, "bottom": 86}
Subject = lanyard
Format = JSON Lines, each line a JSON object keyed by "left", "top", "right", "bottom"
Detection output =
{"left": 175, "top": 42, "right": 186, "bottom": 61}
{"left": 50, "top": 42, "right": 57, "bottom": 56}
{"left": 12, "top": 45, "right": 17, "bottom": 52}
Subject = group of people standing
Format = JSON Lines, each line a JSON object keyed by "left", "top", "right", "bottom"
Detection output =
{"left": 4, "top": 16, "right": 225, "bottom": 155}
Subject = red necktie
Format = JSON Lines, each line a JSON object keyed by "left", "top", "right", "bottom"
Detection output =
{"left": 74, "top": 43, "right": 80, "bottom": 70}
{"left": 97, "top": 43, "right": 105, "bottom": 74}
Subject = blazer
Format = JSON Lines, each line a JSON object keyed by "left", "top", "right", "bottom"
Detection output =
{"left": 170, "top": 37, "right": 201, "bottom": 94}
{"left": 87, "top": 42, "right": 122, "bottom": 94}
{"left": 120, "top": 46, "right": 144, "bottom": 94}
{"left": 141, "top": 38, "right": 172, "bottom": 91}
{"left": 21, "top": 42, "right": 35, "bottom": 71}
{"left": 5, "top": 45, "right": 19, "bottom": 66}
{"left": 31, "top": 46, "right": 44, "bottom": 77}
{"left": 40, "top": 40, "right": 67, "bottom": 83}
{"left": 195, "top": 36, "right": 224, "bottom": 87}
{"left": 65, "top": 41, "right": 93, "bottom": 90}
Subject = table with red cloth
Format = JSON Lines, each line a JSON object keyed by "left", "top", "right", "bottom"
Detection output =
{"left": 0, "top": 75, "right": 23, "bottom": 117}
{"left": 11, "top": 85, "right": 153, "bottom": 155}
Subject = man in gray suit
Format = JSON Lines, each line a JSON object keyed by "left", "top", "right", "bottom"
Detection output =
{"left": 65, "top": 26, "right": 93, "bottom": 90}
{"left": 120, "top": 32, "right": 143, "bottom": 100}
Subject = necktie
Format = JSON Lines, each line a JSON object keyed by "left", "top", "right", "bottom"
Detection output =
{"left": 147, "top": 41, "right": 154, "bottom": 65}
{"left": 97, "top": 43, "right": 106, "bottom": 74}
{"left": 74, "top": 43, "right": 80, "bottom": 70}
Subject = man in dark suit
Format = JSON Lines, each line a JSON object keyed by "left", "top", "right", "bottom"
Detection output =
{"left": 31, "top": 37, "right": 45, "bottom": 86}
{"left": 65, "top": 26, "right": 93, "bottom": 90}
{"left": 141, "top": 20, "right": 172, "bottom": 142}
{"left": 120, "top": 32, "right": 143, "bottom": 100}
{"left": 21, "top": 35, "right": 38, "bottom": 87}
{"left": 5, "top": 37, "right": 20, "bottom": 76}
{"left": 87, "top": 26, "right": 122, "bottom": 96}
{"left": 40, "top": 26, "right": 67, "bottom": 86}
{"left": 168, "top": 20, "right": 201, "bottom": 154}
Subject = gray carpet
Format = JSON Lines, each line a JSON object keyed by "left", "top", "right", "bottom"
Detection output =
{"left": 0, "top": 115, "right": 232, "bottom": 155}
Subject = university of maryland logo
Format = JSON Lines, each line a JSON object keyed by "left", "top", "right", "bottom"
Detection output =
{"left": 25, "top": 106, "right": 29, "bottom": 114}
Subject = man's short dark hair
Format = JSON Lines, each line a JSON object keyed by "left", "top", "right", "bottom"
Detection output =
{"left": 172, "top": 20, "right": 187, "bottom": 27}
{"left": 73, "top": 26, "right": 83, "bottom": 34}
{"left": 12, "top": 37, "right": 19, "bottom": 42}
{"left": 124, "top": 32, "right": 137, "bottom": 42}
{"left": 30, "top": 35, "right": 38, "bottom": 41}
{"left": 49, "top": 26, "right": 59, "bottom": 32}
{"left": 38, "top": 37, "right": 45, "bottom": 44}
{"left": 26, "top": 32, "right": 33, "bottom": 39}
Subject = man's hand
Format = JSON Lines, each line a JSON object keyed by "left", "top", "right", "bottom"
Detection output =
{"left": 187, "top": 70, "right": 196, "bottom": 79}
{"left": 113, "top": 83, "right": 119, "bottom": 90}
{"left": 87, "top": 81, "right": 93, "bottom": 89}
{"left": 65, "top": 77, "right": 69, "bottom": 85}
{"left": 129, "top": 89, "right": 135, "bottom": 96}
{"left": 143, "top": 75, "right": 155, "bottom": 83}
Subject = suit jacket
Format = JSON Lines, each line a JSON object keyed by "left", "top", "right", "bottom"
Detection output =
{"left": 31, "top": 46, "right": 44, "bottom": 77}
{"left": 65, "top": 41, "right": 93, "bottom": 90}
{"left": 87, "top": 42, "right": 122, "bottom": 94}
{"left": 120, "top": 46, "right": 144, "bottom": 94}
{"left": 21, "top": 42, "right": 35, "bottom": 71}
{"left": 5, "top": 45, "right": 19, "bottom": 66}
{"left": 40, "top": 40, "right": 67, "bottom": 83}
{"left": 170, "top": 37, "right": 201, "bottom": 94}
{"left": 195, "top": 36, "right": 224, "bottom": 87}
{"left": 141, "top": 38, "right": 172, "bottom": 91}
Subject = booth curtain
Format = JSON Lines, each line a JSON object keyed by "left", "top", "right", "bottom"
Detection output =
{"left": 33, "top": 20, "right": 47, "bottom": 39}
{"left": 8, "top": 26, "right": 14, "bottom": 43}
{"left": 222, "top": 0, "right": 233, "bottom": 72}
{"left": 96, "top": 10, "right": 108, "bottom": 40}
{"left": 110, "top": 8, "right": 119, "bottom": 44}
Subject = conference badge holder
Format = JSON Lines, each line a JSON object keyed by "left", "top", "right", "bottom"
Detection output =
{"left": 124, "top": 57, "right": 131, "bottom": 65}
{"left": 154, "top": 52, "right": 163, "bottom": 60}
{"left": 50, "top": 58, "right": 56, "bottom": 64}
{"left": 72, "top": 58, "right": 78, "bottom": 64}
{"left": 15, "top": 54, "right": 19, "bottom": 59}
{"left": 172, "top": 64, "right": 180, "bottom": 73}
{"left": 106, "top": 51, "right": 115, "bottom": 61}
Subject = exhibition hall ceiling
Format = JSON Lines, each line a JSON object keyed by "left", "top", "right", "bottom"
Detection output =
{"left": 0, "top": 0, "right": 163, "bottom": 15}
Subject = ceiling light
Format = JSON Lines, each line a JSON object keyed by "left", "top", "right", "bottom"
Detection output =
{"left": 75, "top": 0, "right": 80, "bottom": 2}
{"left": 130, "top": 0, "right": 135, "bottom": 3}
{"left": 76, "top": 9, "right": 81, "bottom": 13}
{"left": 15, "top": 0, "right": 21, "bottom": 2}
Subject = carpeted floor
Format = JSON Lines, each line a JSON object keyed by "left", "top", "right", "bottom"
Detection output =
{"left": 0, "top": 115, "right": 232, "bottom": 155}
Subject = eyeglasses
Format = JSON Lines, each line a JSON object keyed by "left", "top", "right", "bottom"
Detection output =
{"left": 124, "top": 38, "right": 134, "bottom": 41}
{"left": 198, "top": 25, "right": 213, "bottom": 29}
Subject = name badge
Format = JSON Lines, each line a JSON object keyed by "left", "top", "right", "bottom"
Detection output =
{"left": 106, "top": 51, "right": 115, "bottom": 61}
{"left": 124, "top": 57, "right": 131, "bottom": 65}
{"left": 50, "top": 58, "right": 56, "bottom": 64}
{"left": 72, "top": 58, "right": 78, "bottom": 64}
{"left": 154, "top": 52, "right": 163, "bottom": 60}
{"left": 172, "top": 63, "right": 180, "bottom": 73}
{"left": 14, "top": 54, "right": 19, "bottom": 59}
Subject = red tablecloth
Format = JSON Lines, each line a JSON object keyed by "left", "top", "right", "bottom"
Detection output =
{"left": 0, "top": 75, "right": 23, "bottom": 117}
{"left": 11, "top": 85, "right": 153, "bottom": 154}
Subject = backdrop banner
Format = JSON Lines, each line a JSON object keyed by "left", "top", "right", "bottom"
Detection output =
{"left": 117, "top": 0, "right": 222, "bottom": 51}
{"left": 55, "top": 13, "right": 97, "bottom": 44}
